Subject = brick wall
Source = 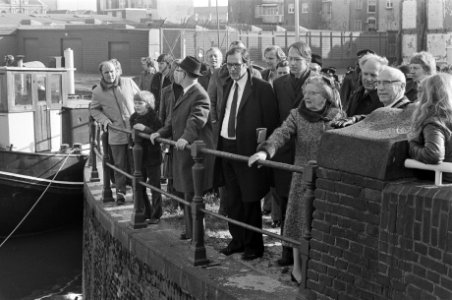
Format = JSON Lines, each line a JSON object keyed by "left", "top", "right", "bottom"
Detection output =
{"left": 308, "top": 167, "right": 452, "bottom": 300}
{"left": 83, "top": 205, "right": 196, "bottom": 300}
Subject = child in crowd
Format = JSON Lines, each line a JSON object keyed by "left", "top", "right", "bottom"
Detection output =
{"left": 130, "top": 91, "right": 163, "bottom": 223}
{"left": 408, "top": 73, "right": 452, "bottom": 182}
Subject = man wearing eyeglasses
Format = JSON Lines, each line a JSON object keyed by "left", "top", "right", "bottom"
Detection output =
{"left": 216, "top": 46, "right": 279, "bottom": 261}
{"left": 333, "top": 66, "right": 411, "bottom": 128}
{"left": 271, "top": 41, "right": 312, "bottom": 266}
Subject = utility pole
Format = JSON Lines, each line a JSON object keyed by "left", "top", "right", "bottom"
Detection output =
{"left": 294, "top": 0, "right": 300, "bottom": 41}
{"left": 417, "top": 0, "right": 427, "bottom": 51}
{"left": 216, "top": 0, "right": 220, "bottom": 47}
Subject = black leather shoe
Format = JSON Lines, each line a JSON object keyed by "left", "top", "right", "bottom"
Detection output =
{"left": 220, "top": 245, "right": 244, "bottom": 256}
{"left": 116, "top": 192, "right": 125, "bottom": 205}
{"left": 180, "top": 232, "right": 191, "bottom": 240}
{"left": 242, "top": 251, "right": 263, "bottom": 261}
{"left": 277, "top": 247, "right": 294, "bottom": 266}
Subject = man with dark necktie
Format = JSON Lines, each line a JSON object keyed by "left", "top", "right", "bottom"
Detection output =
{"left": 216, "top": 47, "right": 279, "bottom": 261}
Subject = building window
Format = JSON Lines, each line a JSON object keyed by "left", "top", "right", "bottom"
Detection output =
{"left": 368, "top": 0, "right": 376, "bottom": 13}
{"left": 386, "top": 0, "right": 393, "bottom": 9}
{"left": 301, "top": 3, "right": 309, "bottom": 14}
{"left": 288, "top": 3, "right": 294, "bottom": 14}
{"left": 367, "top": 17, "right": 376, "bottom": 31}
{"left": 356, "top": 0, "right": 362, "bottom": 10}
{"left": 322, "top": 2, "right": 332, "bottom": 15}
{"left": 354, "top": 19, "right": 362, "bottom": 31}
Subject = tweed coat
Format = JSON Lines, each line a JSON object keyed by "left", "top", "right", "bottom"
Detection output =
{"left": 159, "top": 83, "right": 183, "bottom": 126}
{"left": 158, "top": 82, "right": 215, "bottom": 194}
{"left": 259, "top": 106, "right": 345, "bottom": 245}
{"left": 215, "top": 71, "right": 280, "bottom": 203}
{"left": 271, "top": 71, "right": 311, "bottom": 197}
{"left": 90, "top": 77, "right": 140, "bottom": 145}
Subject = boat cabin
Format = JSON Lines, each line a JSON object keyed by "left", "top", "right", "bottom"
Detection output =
{"left": 0, "top": 66, "right": 68, "bottom": 153}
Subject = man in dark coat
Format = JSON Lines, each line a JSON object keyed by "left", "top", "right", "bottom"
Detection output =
{"left": 340, "top": 49, "right": 375, "bottom": 109}
{"left": 207, "top": 42, "right": 262, "bottom": 217}
{"left": 345, "top": 53, "right": 387, "bottom": 117}
{"left": 217, "top": 47, "right": 279, "bottom": 260}
{"left": 150, "top": 53, "right": 173, "bottom": 115}
{"left": 150, "top": 56, "right": 215, "bottom": 240}
{"left": 272, "top": 40, "right": 312, "bottom": 266}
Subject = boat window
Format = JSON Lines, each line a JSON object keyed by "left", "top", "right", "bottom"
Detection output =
{"left": 14, "top": 73, "right": 32, "bottom": 106}
{"left": 50, "top": 74, "right": 62, "bottom": 104}
{"left": 36, "top": 74, "right": 47, "bottom": 102}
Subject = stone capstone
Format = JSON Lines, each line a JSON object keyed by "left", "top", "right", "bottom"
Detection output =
{"left": 318, "top": 105, "right": 416, "bottom": 180}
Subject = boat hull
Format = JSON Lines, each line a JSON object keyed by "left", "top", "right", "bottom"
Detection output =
{"left": 0, "top": 150, "right": 86, "bottom": 237}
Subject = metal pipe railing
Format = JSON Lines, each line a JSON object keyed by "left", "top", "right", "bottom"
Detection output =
{"left": 89, "top": 121, "right": 317, "bottom": 291}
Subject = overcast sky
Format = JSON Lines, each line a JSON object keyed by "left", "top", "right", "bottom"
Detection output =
{"left": 193, "top": 0, "right": 228, "bottom": 7}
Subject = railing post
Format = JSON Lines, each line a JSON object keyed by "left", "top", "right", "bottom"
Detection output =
{"left": 101, "top": 130, "right": 114, "bottom": 202}
{"left": 297, "top": 160, "right": 317, "bottom": 300}
{"left": 89, "top": 120, "right": 100, "bottom": 182}
{"left": 190, "top": 140, "right": 209, "bottom": 266}
{"left": 130, "top": 129, "right": 147, "bottom": 229}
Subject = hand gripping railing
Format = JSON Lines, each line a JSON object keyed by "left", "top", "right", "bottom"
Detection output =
{"left": 88, "top": 120, "right": 318, "bottom": 293}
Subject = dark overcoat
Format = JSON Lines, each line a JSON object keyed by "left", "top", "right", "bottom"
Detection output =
{"left": 271, "top": 72, "right": 310, "bottom": 197}
{"left": 345, "top": 87, "right": 382, "bottom": 117}
{"left": 158, "top": 83, "right": 215, "bottom": 194}
{"left": 150, "top": 73, "right": 171, "bottom": 115}
{"left": 216, "top": 72, "right": 279, "bottom": 203}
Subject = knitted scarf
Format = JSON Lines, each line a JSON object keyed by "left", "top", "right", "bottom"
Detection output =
{"left": 298, "top": 101, "right": 332, "bottom": 123}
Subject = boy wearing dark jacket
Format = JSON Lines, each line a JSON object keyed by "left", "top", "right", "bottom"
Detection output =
{"left": 130, "top": 91, "right": 163, "bottom": 223}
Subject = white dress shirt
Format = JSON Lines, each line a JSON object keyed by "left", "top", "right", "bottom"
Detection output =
{"left": 220, "top": 72, "right": 249, "bottom": 140}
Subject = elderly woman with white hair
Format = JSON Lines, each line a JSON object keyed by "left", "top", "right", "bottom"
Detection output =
{"left": 248, "top": 75, "right": 345, "bottom": 285}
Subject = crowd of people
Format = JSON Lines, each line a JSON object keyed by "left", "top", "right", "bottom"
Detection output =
{"left": 89, "top": 41, "right": 452, "bottom": 285}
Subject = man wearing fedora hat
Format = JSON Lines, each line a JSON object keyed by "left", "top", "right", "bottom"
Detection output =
{"left": 150, "top": 56, "right": 215, "bottom": 240}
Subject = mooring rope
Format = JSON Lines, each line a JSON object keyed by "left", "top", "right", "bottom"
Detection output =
{"left": 0, "top": 149, "right": 76, "bottom": 248}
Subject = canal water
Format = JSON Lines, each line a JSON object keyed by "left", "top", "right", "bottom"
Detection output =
{"left": 0, "top": 224, "right": 83, "bottom": 300}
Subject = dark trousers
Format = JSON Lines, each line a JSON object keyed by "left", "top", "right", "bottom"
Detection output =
{"left": 110, "top": 144, "right": 129, "bottom": 194}
{"left": 220, "top": 138, "right": 264, "bottom": 254}
{"left": 143, "top": 164, "right": 162, "bottom": 219}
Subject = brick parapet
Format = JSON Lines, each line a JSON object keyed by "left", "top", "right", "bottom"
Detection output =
{"left": 309, "top": 167, "right": 452, "bottom": 299}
